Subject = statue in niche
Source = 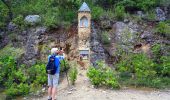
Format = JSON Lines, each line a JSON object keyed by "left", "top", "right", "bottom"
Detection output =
{"left": 80, "top": 16, "right": 88, "bottom": 27}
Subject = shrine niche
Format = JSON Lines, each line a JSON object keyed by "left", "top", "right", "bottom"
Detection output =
{"left": 80, "top": 16, "right": 88, "bottom": 28}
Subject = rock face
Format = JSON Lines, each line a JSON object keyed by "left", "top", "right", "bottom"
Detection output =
{"left": 7, "top": 22, "right": 18, "bottom": 31}
{"left": 90, "top": 22, "right": 105, "bottom": 66}
{"left": 137, "top": 11, "right": 144, "bottom": 17}
{"left": 21, "top": 27, "right": 46, "bottom": 66}
{"left": 24, "top": 15, "right": 41, "bottom": 25}
{"left": 156, "top": 7, "right": 166, "bottom": 21}
{"left": 113, "top": 22, "right": 139, "bottom": 52}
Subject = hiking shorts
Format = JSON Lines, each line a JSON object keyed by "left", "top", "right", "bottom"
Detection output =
{"left": 48, "top": 73, "right": 59, "bottom": 87}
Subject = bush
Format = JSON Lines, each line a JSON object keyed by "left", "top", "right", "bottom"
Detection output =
{"left": 0, "top": 47, "right": 47, "bottom": 97}
{"left": 0, "top": 1, "right": 9, "bottom": 29}
{"left": 27, "top": 63, "right": 47, "bottom": 85}
{"left": 12, "top": 15, "right": 25, "bottom": 29}
{"left": 114, "top": 5, "right": 126, "bottom": 20}
{"left": 101, "top": 31, "right": 111, "bottom": 45}
{"left": 43, "top": 8, "right": 60, "bottom": 28}
{"left": 60, "top": 60, "right": 70, "bottom": 73}
{"left": 87, "top": 61, "right": 120, "bottom": 88}
{"left": 159, "top": 56, "right": 170, "bottom": 76}
{"left": 155, "top": 22, "right": 170, "bottom": 37}
{"left": 92, "top": 6, "right": 104, "bottom": 20}
{"left": 6, "top": 83, "right": 29, "bottom": 96}
{"left": 69, "top": 66, "right": 78, "bottom": 85}
{"left": 117, "top": 0, "right": 157, "bottom": 11}
{"left": 145, "top": 10, "right": 156, "bottom": 21}
{"left": 0, "top": 44, "right": 24, "bottom": 59}
{"left": 116, "top": 53, "right": 157, "bottom": 87}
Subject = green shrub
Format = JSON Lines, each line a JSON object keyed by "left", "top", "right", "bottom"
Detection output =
{"left": 116, "top": 53, "right": 157, "bottom": 87}
{"left": 87, "top": 61, "right": 120, "bottom": 88}
{"left": 101, "top": 31, "right": 111, "bottom": 45}
{"left": 100, "top": 9, "right": 115, "bottom": 20}
{"left": 158, "top": 0, "right": 170, "bottom": 7}
{"left": 155, "top": 22, "right": 170, "bottom": 36}
{"left": 6, "top": 83, "right": 29, "bottom": 96}
{"left": 117, "top": 0, "right": 157, "bottom": 11}
{"left": 136, "top": 0, "right": 157, "bottom": 11}
{"left": 69, "top": 66, "right": 78, "bottom": 85}
{"left": 0, "top": 1, "right": 9, "bottom": 29}
{"left": 92, "top": 6, "right": 104, "bottom": 20}
{"left": 160, "top": 56, "right": 170, "bottom": 76}
{"left": 0, "top": 44, "right": 24, "bottom": 59}
{"left": 146, "top": 10, "right": 156, "bottom": 21}
{"left": 8, "top": 33, "right": 18, "bottom": 42}
{"left": 0, "top": 47, "right": 47, "bottom": 97}
{"left": 60, "top": 60, "right": 70, "bottom": 73}
{"left": 12, "top": 15, "right": 25, "bottom": 29}
{"left": 114, "top": 5, "right": 126, "bottom": 20}
{"left": 27, "top": 63, "right": 47, "bottom": 85}
{"left": 43, "top": 7, "right": 60, "bottom": 28}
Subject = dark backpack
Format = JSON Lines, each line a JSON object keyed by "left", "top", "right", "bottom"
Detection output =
{"left": 46, "top": 55, "right": 57, "bottom": 75}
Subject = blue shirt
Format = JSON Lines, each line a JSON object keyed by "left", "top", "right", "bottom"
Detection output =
{"left": 48, "top": 55, "right": 64, "bottom": 74}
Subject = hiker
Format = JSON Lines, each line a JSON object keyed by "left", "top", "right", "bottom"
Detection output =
{"left": 47, "top": 48, "right": 64, "bottom": 100}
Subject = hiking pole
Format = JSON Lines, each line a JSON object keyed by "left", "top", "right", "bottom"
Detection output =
{"left": 63, "top": 59, "right": 70, "bottom": 87}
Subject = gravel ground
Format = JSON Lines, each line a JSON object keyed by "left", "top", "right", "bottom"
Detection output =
{"left": 32, "top": 69, "right": 170, "bottom": 100}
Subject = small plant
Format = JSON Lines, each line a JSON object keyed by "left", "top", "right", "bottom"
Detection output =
{"left": 60, "top": 60, "right": 70, "bottom": 73}
{"left": 160, "top": 56, "right": 170, "bottom": 76}
{"left": 101, "top": 31, "right": 111, "bottom": 45}
{"left": 12, "top": 15, "right": 25, "bottom": 29}
{"left": 146, "top": 10, "right": 156, "bottom": 21}
{"left": 114, "top": 5, "right": 125, "bottom": 20}
{"left": 69, "top": 66, "right": 78, "bottom": 85}
{"left": 155, "top": 22, "right": 170, "bottom": 36}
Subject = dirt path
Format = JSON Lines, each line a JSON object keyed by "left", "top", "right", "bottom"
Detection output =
{"left": 32, "top": 68, "right": 170, "bottom": 100}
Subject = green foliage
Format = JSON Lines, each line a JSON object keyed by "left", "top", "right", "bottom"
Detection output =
{"left": 146, "top": 10, "right": 156, "bottom": 21}
{"left": 92, "top": 6, "right": 104, "bottom": 20}
{"left": 118, "top": 0, "right": 158, "bottom": 11}
{"left": 151, "top": 43, "right": 162, "bottom": 62}
{"left": 0, "top": 44, "right": 24, "bottom": 60}
{"left": 100, "top": 9, "right": 115, "bottom": 20}
{"left": 116, "top": 51, "right": 170, "bottom": 88}
{"left": 157, "top": 0, "right": 170, "bottom": 7}
{"left": 12, "top": 15, "right": 25, "bottom": 29}
{"left": 27, "top": 63, "right": 47, "bottom": 85}
{"left": 42, "top": 7, "right": 60, "bottom": 28}
{"left": 155, "top": 22, "right": 170, "bottom": 36}
{"left": 0, "top": 46, "right": 47, "bottom": 97}
{"left": 6, "top": 83, "right": 29, "bottom": 96}
{"left": 87, "top": 61, "right": 120, "bottom": 88}
{"left": 101, "top": 31, "right": 111, "bottom": 45}
{"left": 69, "top": 66, "right": 78, "bottom": 85}
{"left": 135, "top": 0, "right": 157, "bottom": 11}
{"left": 60, "top": 60, "right": 70, "bottom": 73}
{"left": 117, "top": 53, "right": 156, "bottom": 80}
{"left": 114, "top": 6, "right": 125, "bottom": 20}
{"left": 0, "top": 1, "right": 9, "bottom": 29}
{"left": 160, "top": 56, "right": 170, "bottom": 76}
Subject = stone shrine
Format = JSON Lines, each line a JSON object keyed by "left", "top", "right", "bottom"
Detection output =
{"left": 78, "top": 2, "right": 91, "bottom": 60}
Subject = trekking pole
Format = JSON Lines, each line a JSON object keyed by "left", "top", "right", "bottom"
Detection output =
{"left": 63, "top": 59, "right": 70, "bottom": 87}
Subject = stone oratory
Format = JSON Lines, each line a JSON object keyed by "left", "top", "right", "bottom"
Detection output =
{"left": 78, "top": 2, "right": 91, "bottom": 60}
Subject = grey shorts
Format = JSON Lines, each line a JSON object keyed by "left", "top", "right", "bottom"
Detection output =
{"left": 48, "top": 73, "right": 59, "bottom": 87}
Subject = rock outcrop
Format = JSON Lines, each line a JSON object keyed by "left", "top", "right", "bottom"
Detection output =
{"left": 24, "top": 15, "right": 41, "bottom": 25}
